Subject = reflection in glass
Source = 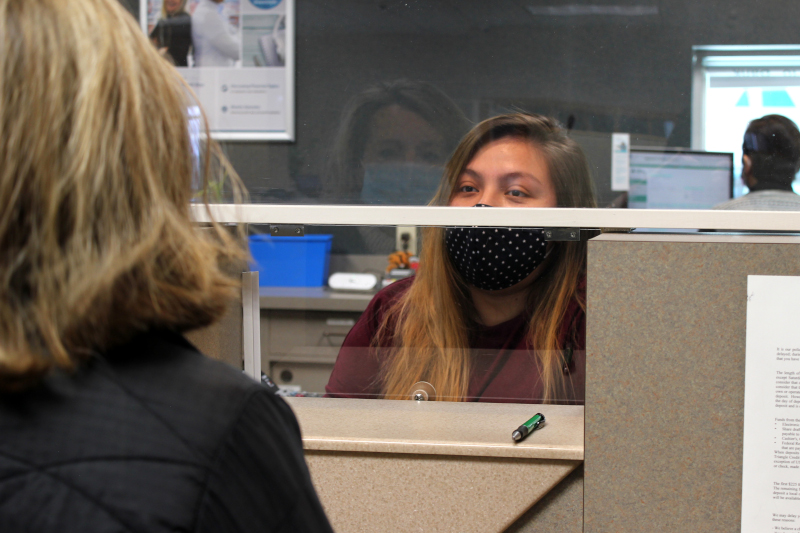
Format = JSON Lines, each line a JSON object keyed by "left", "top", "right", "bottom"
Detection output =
{"left": 323, "top": 79, "right": 471, "bottom": 204}
{"left": 325, "top": 113, "right": 596, "bottom": 403}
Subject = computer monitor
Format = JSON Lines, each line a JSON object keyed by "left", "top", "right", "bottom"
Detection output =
{"left": 628, "top": 149, "right": 734, "bottom": 209}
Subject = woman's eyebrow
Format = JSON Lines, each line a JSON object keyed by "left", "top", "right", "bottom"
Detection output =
{"left": 462, "top": 168, "right": 481, "bottom": 178}
{"left": 499, "top": 172, "right": 543, "bottom": 186}
{"left": 459, "top": 168, "right": 484, "bottom": 182}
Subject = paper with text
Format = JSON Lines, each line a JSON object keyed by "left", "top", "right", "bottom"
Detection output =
{"left": 743, "top": 275, "right": 800, "bottom": 532}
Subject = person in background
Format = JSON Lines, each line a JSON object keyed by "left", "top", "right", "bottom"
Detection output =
{"left": 192, "top": 0, "right": 240, "bottom": 67}
{"left": 326, "top": 113, "right": 597, "bottom": 403}
{"left": 715, "top": 114, "right": 800, "bottom": 210}
{"left": 150, "top": 0, "right": 192, "bottom": 67}
{"left": 324, "top": 79, "right": 472, "bottom": 205}
{"left": 0, "top": 1, "right": 332, "bottom": 532}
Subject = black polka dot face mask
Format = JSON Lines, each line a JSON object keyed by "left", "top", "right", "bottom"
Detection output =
{"left": 444, "top": 223, "right": 549, "bottom": 291}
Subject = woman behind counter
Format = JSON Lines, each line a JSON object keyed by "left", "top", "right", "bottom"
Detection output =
{"left": 150, "top": 0, "right": 192, "bottom": 67}
{"left": 326, "top": 113, "right": 597, "bottom": 404}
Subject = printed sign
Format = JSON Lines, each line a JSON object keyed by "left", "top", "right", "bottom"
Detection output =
{"left": 742, "top": 275, "right": 800, "bottom": 532}
{"left": 141, "top": 0, "right": 294, "bottom": 140}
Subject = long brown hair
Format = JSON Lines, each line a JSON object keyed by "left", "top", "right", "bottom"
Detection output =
{"left": 379, "top": 113, "right": 596, "bottom": 402}
{"left": 0, "top": 0, "right": 246, "bottom": 390}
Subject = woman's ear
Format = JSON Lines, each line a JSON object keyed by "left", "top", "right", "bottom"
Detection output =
{"left": 742, "top": 154, "right": 757, "bottom": 187}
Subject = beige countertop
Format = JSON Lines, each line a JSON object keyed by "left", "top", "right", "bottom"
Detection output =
{"left": 285, "top": 397, "right": 584, "bottom": 460}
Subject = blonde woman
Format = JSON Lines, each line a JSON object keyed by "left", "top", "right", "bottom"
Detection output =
{"left": 0, "top": 1, "right": 332, "bottom": 532}
{"left": 326, "top": 113, "right": 596, "bottom": 403}
{"left": 150, "top": 0, "right": 192, "bottom": 66}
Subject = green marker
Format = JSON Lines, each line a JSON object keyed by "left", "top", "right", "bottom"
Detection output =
{"left": 512, "top": 413, "right": 545, "bottom": 442}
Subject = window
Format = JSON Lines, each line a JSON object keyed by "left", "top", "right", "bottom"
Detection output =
{"left": 693, "top": 46, "right": 800, "bottom": 197}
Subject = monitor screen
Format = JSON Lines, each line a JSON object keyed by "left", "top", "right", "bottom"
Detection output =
{"left": 628, "top": 149, "right": 734, "bottom": 209}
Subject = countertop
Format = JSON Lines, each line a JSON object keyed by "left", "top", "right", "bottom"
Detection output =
{"left": 285, "top": 397, "right": 584, "bottom": 460}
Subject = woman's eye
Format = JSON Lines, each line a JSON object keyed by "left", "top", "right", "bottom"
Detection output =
{"left": 459, "top": 185, "right": 478, "bottom": 193}
{"left": 507, "top": 189, "right": 528, "bottom": 198}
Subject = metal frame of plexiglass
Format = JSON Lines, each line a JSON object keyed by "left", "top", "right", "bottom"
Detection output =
{"left": 194, "top": 204, "right": 800, "bottom": 232}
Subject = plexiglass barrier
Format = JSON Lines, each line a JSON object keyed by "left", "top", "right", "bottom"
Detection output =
{"left": 234, "top": 212, "right": 800, "bottom": 405}
{"left": 150, "top": 0, "right": 800, "bottom": 403}
{"left": 250, "top": 222, "right": 592, "bottom": 404}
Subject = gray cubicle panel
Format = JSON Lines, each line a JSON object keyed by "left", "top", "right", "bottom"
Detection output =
{"left": 185, "top": 281, "right": 244, "bottom": 370}
{"left": 183, "top": 229, "right": 250, "bottom": 370}
{"left": 585, "top": 233, "right": 800, "bottom": 532}
{"left": 184, "top": 268, "right": 259, "bottom": 373}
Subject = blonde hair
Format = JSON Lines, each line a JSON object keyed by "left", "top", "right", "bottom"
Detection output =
{"left": 161, "top": 0, "right": 189, "bottom": 18}
{"left": 0, "top": 0, "right": 246, "bottom": 390}
{"left": 379, "top": 113, "right": 596, "bottom": 402}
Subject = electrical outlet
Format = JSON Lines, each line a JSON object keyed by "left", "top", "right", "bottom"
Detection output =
{"left": 395, "top": 226, "right": 418, "bottom": 255}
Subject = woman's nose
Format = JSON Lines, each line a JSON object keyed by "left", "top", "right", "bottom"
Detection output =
{"left": 476, "top": 189, "right": 502, "bottom": 206}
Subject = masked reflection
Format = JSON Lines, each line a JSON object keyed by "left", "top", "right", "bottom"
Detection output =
{"left": 326, "top": 113, "right": 597, "bottom": 403}
{"left": 324, "top": 79, "right": 471, "bottom": 204}
{"left": 714, "top": 114, "right": 800, "bottom": 211}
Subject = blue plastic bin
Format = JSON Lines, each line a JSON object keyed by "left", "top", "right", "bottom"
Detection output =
{"left": 249, "top": 234, "right": 333, "bottom": 287}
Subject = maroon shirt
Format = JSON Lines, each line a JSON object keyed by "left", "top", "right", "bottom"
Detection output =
{"left": 325, "top": 276, "right": 586, "bottom": 404}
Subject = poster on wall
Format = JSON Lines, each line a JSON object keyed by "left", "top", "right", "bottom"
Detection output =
{"left": 141, "top": 0, "right": 294, "bottom": 141}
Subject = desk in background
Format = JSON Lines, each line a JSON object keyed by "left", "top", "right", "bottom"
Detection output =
{"left": 260, "top": 286, "right": 373, "bottom": 392}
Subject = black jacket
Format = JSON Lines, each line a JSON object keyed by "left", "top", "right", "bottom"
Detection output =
{"left": 0, "top": 330, "right": 333, "bottom": 533}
